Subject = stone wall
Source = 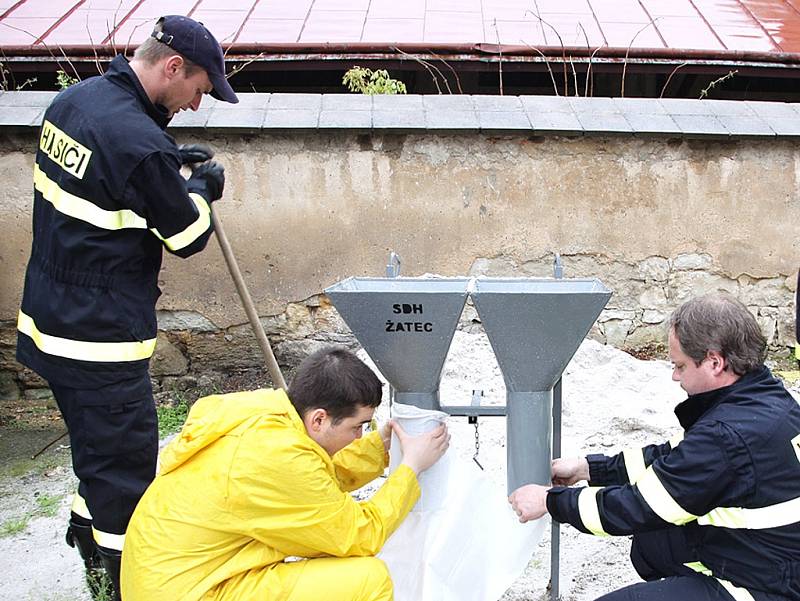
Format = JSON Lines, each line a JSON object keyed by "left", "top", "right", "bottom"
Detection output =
{"left": 1, "top": 126, "right": 798, "bottom": 401}
{"left": 468, "top": 252, "right": 796, "bottom": 349}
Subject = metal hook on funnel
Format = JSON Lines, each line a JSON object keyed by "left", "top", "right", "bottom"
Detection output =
{"left": 553, "top": 252, "right": 563, "bottom": 279}
{"left": 386, "top": 252, "right": 401, "bottom": 278}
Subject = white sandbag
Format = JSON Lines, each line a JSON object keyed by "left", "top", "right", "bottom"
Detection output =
{"left": 388, "top": 402, "right": 452, "bottom": 511}
{"left": 379, "top": 402, "right": 547, "bottom": 601}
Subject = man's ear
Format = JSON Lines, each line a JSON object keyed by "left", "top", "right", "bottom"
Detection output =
{"left": 163, "top": 55, "right": 184, "bottom": 80}
{"left": 304, "top": 408, "right": 328, "bottom": 433}
{"left": 707, "top": 350, "right": 727, "bottom": 375}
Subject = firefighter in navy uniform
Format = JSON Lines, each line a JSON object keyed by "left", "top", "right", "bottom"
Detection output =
{"left": 510, "top": 294, "right": 800, "bottom": 601}
{"left": 15, "top": 15, "right": 238, "bottom": 599}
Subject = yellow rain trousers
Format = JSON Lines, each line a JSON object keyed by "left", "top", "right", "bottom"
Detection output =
{"left": 120, "top": 389, "right": 420, "bottom": 601}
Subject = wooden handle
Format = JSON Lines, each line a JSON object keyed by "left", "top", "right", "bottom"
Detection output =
{"left": 211, "top": 208, "right": 287, "bottom": 390}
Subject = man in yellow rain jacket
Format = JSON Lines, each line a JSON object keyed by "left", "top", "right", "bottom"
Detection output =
{"left": 120, "top": 346, "right": 449, "bottom": 601}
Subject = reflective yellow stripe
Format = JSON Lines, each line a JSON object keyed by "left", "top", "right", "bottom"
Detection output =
{"left": 717, "top": 579, "right": 756, "bottom": 601}
{"left": 34, "top": 164, "right": 210, "bottom": 251}
{"left": 93, "top": 527, "right": 124, "bottom": 551}
{"left": 34, "top": 164, "right": 147, "bottom": 230}
{"left": 669, "top": 432, "right": 684, "bottom": 448}
{"left": 699, "top": 506, "right": 747, "bottom": 529}
{"left": 636, "top": 466, "right": 697, "bottom": 525}
{"left": 71, "top": 492, "right": 92, "bottom": 520}
{"left": 623, "top": 447, "right": 647, "bottom": 483}
{"left": 793, "top": 433, "right": 800, "bottom": 465}
{"left": 684, "top": 562, "right": 755, "bottom": 601}
{"left": 152, "top": 193, "right": 210, "bottom": 251}
{"left": 577, "top": 487, "right": 609, "bottom": 537}
{"left": 684, "top": 561, "right": 712, "bottom": 576}
{"left": 698, "top": 495, "right": 800, "bottom": 529}
{"left": 18, "top": 310, "right": 156, "bottom": 363}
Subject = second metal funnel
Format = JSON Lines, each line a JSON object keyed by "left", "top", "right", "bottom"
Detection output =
{"left": 472, "top": 277, "right": 612, "bottom": 491}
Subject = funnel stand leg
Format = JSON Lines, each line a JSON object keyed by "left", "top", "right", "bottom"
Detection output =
{"left": 506, "top": 391, "right": 552, "bottom": 494}
{"left": 551, "top": 378, "right": 562, "bottom": 601}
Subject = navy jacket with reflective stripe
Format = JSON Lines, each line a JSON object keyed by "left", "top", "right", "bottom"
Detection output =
{"left": 547, "top": 366, "right": 800, "bottom": 598}
{"left": 17, "top": 55, "right": 213, "bottom": 387}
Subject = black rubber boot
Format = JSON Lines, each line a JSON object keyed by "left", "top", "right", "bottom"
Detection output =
{"left": 65, "top": 514, "right": 111, "bottom": 599}
{"left": 96, "top": 546, "right": 122, "bottom": 601}
{"left": 65, "top": 513, "right": 100, "bottom": 569}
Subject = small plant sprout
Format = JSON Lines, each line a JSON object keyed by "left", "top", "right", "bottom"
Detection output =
{"left": 342, "top": 66, "right": 407, "bottom": 95}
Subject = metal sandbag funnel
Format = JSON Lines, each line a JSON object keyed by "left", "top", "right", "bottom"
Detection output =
{"left": 471, "top": 277, "right": 611, "bottom": 492}
{"left": 471, "top": 278, "right": 612, "bottom": 392}
{"left": 325, "top": 277, "right": 471, "bottom": 410}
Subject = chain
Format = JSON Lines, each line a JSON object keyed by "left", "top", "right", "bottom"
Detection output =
{"left": 472, "top": 418, "right": 484, "bottom": 471}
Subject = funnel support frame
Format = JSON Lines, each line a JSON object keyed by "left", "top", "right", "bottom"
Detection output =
{"left": 507, "top": 390, "right": 552, "bottom": 494}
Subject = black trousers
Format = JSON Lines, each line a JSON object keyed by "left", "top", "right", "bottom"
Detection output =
{"left": 51, "top": 375, "right": 157, "bottom": 546}
{"left": 596, "top": 528, "right": 787, "bottom": 601}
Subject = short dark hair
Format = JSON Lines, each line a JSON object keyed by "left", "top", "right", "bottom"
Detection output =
{"left": 288, "top": 347, "right": 382, "bottom": 423}
{"left": 668, "top": 294, "right": 766, "bottom": 375}
{"left": 133, "top": 28, "right": 203, "bottom": 76}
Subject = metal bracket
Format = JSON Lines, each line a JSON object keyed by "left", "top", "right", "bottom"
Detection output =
{"left": 467, "top": 389, "right": 483, "bottom": 424}
{"left": 553, "top": 252, "right": 563, "bottom": 279}
{"left": 386, "top": 251, "right": 401, "bottom": 278}
{"left": 442, "top": 388, "right": 506, "bottom": 416}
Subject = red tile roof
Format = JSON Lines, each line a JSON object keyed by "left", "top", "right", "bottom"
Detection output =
{"left": 3, "top": 0, "right": 800, "bottom": 60}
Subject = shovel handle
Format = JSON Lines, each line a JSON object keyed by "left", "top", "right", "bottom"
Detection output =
{"left": 211, "top": 208, "right": 287, "bottom": 390}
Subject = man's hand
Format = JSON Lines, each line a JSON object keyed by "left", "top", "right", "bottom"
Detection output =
{"left": 509, "top": 484, "right": 550, "bottom": 523}
{"left": 380, "top": 420, "right": 392, "bottom": 452}
{"left": 393, "top": 421, "right": 450, "bottom": 475}
{"left": 187, "top": 161, "right": 225, "bottom": 202}
{"left": 178, "top": 143, "right": 214, "bottom": 166}
{"left": 552, "top": 457, "right": 590, "bottom": 486}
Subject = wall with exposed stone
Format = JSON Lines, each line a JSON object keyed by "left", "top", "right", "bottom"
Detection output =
{"left": 1, "top": 129, "right": 798, "bottom": 402}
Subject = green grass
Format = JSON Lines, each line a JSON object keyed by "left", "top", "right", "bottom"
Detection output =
{"left": 86, "top": 568, "right": 115, "bottom": 601}
{"left": 157, "top": 399, "right": 190, "bottom": 437}
{"left": 35, "top": 493, "right": 61, "bottom": 517}
{"left": 0, "top": 516, "right": 29, "bottom": 537}
{"left": 0, "top": 492, "right": 66, "bottom": 538}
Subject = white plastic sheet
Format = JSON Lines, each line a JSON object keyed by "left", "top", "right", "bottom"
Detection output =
{"left": 379, "top": 403, "right": 548, "bottom": 601}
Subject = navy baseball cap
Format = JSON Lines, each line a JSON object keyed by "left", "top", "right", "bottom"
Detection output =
{"left": 152, "top": 15, "right": 239, "bottom": 104}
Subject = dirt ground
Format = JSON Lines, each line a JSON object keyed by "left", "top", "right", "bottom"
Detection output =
{"left": 1, "top": 334, "right": 797, "bottom": 601}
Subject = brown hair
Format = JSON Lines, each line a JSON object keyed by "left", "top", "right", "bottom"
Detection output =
{"left": 288, "top": 347, "right": 382, "bottom": 423}
{"left": 133, "top": 31, "right": 203, "bottom": 76}
{"left": 668, "top": 294, "right": 766, "bottom": 375}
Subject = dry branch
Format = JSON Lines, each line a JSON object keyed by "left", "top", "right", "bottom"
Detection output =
{"left": 493, "top": 19, "right": 504, "bottom": 96}
{"left": 393, "top": 47, "right": 450, "bottom": 94}
{"left": 427, "top": 51, "right": 463, "bottom": 94}
{"left": 521, "top": 42, "right": 559, "bottom": 96}
{"left": 621, "top": 17, "right": 660, "bottom": 98}
{"left": 659, "top": 62, "right": 688, "bottom": 98}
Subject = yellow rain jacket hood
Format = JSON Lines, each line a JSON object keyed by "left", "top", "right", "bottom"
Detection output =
{"left": 121, "top": 388, "right": 420, "bottom": 601}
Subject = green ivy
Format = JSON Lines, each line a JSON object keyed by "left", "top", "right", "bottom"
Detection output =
{"left": 342, "top": 66, "right": 407, "bottom": 95}
{"left": 56, "top": 69, "right": 79, "bottom": 90}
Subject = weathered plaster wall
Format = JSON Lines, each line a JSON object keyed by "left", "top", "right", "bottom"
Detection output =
{"left": 1, "top": 131, "right": 798, "bottom": 400}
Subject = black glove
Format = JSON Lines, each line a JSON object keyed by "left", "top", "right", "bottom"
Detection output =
{"left": 187, "top": 161, "right": 225, "bottom": 202}
{"left": 178, "top": 143, "right": 214, "bottom": 166}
